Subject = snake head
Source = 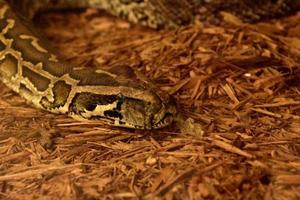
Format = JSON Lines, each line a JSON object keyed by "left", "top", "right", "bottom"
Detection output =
{"left": 69, "top": 89, "right": 177, "bottom": 130}
{"left": 116, "top": 91, "right": 177, "bottom": 129}
{"left": 68, "top": 65, "right": 177, "bottom": 129}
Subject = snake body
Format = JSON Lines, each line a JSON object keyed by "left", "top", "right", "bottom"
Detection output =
{"left": 0, "top": 0, "right": 178, "bottom": 129}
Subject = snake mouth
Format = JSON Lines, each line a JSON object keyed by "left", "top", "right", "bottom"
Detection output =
{"left": 150, "top": 97, "right": 177, "bottom": 129}
{"left": 151, "top": 112, "right": 174, "bottom": 129}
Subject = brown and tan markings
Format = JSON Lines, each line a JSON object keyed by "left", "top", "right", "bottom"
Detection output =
{"left": 40, "top": 80, "right": 72, "bottom": 110}
{"left": 0, "top": 53, "right": 18, "bottom": 78}
{"left": 0, "top": 1, "right": 177, "bottom": 129}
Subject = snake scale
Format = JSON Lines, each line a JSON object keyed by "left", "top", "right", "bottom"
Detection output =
{"left": 0, "top": 0, "right": 299, "bottom": 129}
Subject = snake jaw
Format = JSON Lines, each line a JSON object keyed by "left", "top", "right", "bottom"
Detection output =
{"left": 149, "top": 96, "right": 177, "bottom": 129}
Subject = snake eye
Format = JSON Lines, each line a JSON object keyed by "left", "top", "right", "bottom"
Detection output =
{"left": 86, "top": 104, "right": 97, "bottom": 111}
{"left": 104, "top": 110, "right": 123, "bottom": 119}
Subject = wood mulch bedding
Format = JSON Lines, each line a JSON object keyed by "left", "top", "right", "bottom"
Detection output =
{"left": 0, "top": 8, "right": 300, "bottom": 200}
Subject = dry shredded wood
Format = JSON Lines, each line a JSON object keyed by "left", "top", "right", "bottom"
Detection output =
{"left": 0, "top": 8, "right": 300, "bottom": 200}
